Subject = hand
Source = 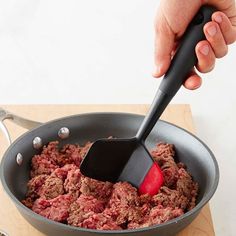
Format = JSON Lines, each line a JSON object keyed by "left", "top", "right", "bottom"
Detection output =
{"left": 153, "top": 0, "right": 236, "bottom": 90}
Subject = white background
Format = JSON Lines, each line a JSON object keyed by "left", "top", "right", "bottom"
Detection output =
{"left": 0, "top": 1, "right": 235, "bottom": 235}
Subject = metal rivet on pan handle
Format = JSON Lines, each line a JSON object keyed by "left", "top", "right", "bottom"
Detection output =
{"left": 0, "top": 230, "right": 9, "bottom": 236}
{"left": 16, "top": 153, "right": 23, "bottom": 166}
{"left": 58, "top": 127, "right": 70, "bottom": 139}
{"left": 33, "top": 137, "right": 43, "bottom": 149}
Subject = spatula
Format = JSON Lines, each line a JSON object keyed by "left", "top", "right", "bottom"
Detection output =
{"left": 80, "top": 6, "right": 216, "bottom": 195}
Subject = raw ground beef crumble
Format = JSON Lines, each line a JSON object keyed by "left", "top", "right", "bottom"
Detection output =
{"left": 22, "top": 141, "right": 198, "bottom": 230}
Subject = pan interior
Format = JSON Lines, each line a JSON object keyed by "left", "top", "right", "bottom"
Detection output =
{"left": 1, "top": 113, "right": 218, "bottom": 210}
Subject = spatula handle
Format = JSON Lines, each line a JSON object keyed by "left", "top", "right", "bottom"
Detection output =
{"left": 136, "top": 5, "right": 216, "bottom": 142}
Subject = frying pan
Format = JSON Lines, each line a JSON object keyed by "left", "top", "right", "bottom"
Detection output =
{"left": 0, "top": 108, "right": 219, "bottom": 236}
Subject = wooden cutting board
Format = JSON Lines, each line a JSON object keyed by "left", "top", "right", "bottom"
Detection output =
{"left": 0, "top": 104, "right": 215, "bottom": 236}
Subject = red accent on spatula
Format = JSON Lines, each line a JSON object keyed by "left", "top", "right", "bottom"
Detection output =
{"left": 139, "top": 162, "right": 164, "bottom": 195}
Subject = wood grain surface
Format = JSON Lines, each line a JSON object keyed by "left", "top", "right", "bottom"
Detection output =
{"left": 0, "top": 104, "right": 215, "bottom": 236}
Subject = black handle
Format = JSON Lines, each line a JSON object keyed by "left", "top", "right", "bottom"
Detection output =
{"left": 136, "top": 6, "right": 216, "bottom": 142}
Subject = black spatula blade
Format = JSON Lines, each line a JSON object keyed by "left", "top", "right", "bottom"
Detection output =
{"left": 80, "top": 138, "right": 163, "bottom": 194}
{"left": 80, "top": 138, "right": 137, "bottom": 182}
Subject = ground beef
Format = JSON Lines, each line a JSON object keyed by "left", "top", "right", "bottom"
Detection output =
{"left": 23, "top": 141, "right": 199, "bottom": 230}
{"left": 151, "top": 143, "right": 175, "bottom": 164}
{"left": 25, "top": 174, "right": 48, "bottom": 200}
{"left": 31, "top": 153, "right": 58, "bottom": 178}
{"left": 79, "top": 142, "right": 93, "bottom": 159}
{"left": 109, "top": 182, "right": 139, "bottom": 207}
{"left": 152, "top": 186, "right": 188, "bottom": 210}
{"left": 105, "top": 183, "right": 152, "bottom": 227}
{"left": 39, "top": 176, "right": 64, "bottom": 199}
{"left": 64, "top": 167, "right": 82, "bottom": 198}
{"left": 32, "top": 194, "right": 73, "bottom": 222}
{"left": 67, "top": 194, "right": 105, "bottom": 227}
{"left": 22, "top": 197, "right": 34, "bottom": 209}
{"left": 176, "top": 168, "right": 199, "bottom": 210}
{"left": 80, "top": 177, "right": 113, "bottom": 200}
{"left": 82, "top": 213, "right": 122, "bottom": 230}
{"left": 140, "top": 205, "right": 184, "bottom": 228}
{"left": 59, "top": 144, "right": 83, "bottom": 167}
{"left": 151, "top": 143, "right": 179, "bottom": 188}
{"left": 52, "top": 164, "right": 78, "bottom": 180}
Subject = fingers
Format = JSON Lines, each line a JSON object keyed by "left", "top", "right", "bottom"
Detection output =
{"left": 153, "top": 13, "right": 175, "bottom": 78}
{"left": 153, "top": 9, "right": 236, "bottom": 91}
{"left": 212, "top": 12, "right": 236, "bottom": 45}
{"left": 194, "top": 12, "right": 236, "bottom": 74}
{"left": 169, "top": 40, "right": 213, "bottom": 90}
{"left": 183, "top": 70, "right": 202, "bottom": 90}
{"left": 194, "top": 11, "right": 236, "bottom": 74}
{"left": 195, "top": 40, "right": 215, "bottom": 73}
{"left": 204, "top": 21, "right": 228, "bottom": 58}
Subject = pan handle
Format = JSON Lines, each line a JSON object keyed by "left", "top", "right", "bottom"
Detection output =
{"left": 0, "top": 107, "right": 42, "bottom": 144}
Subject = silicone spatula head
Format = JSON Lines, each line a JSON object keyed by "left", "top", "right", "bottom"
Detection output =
{"left": 80, "top": 138, "right": 164, "bottom": 195}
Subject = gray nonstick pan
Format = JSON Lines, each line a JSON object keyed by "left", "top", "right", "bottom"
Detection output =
{"left": 0, "top": 109, "right": 219, "bottom": 236}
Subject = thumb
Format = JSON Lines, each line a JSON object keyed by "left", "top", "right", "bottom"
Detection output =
{"left": 153, "top": 12, "right": 175, "bottom": 78}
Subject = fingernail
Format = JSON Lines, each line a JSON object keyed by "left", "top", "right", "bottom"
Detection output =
{"left": 214, "top": 15, "right": 223, "bottom": 24}
{"left": 207, "top": 25, "right": 217, "bottom": 37}
{"left": 185, "top": 80, "right": 201, "bottom": 90}
{"left": 192, "top": 84, "right": 201, "bottom": 90}
{"left": 200, "top": 45, "right": 209, "bottom": 56}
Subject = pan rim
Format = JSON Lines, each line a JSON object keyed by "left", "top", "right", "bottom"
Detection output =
{"left": 0, "top": 112, "right": 219, "bottom": 234}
